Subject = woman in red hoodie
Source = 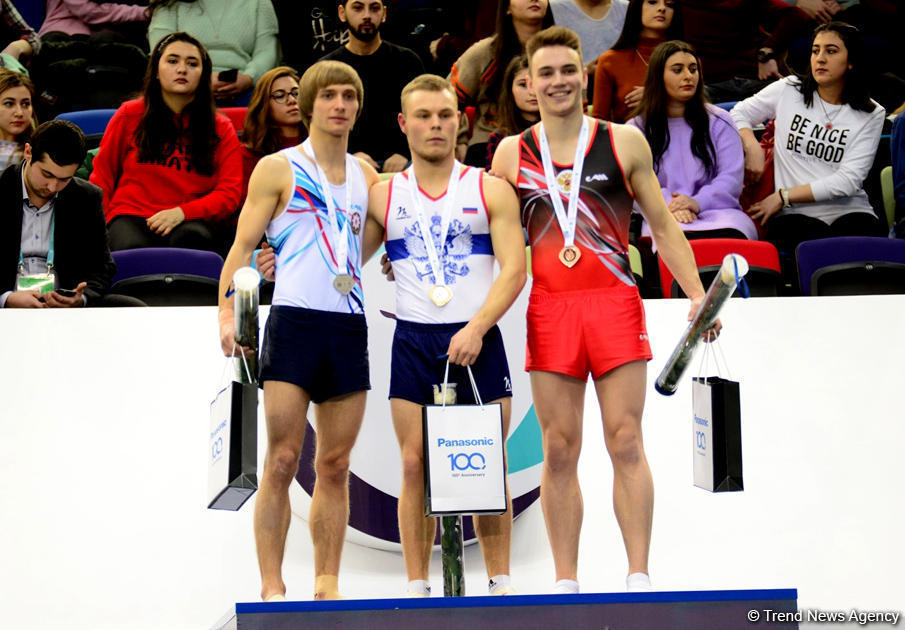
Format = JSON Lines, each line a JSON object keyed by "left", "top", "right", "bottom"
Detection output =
{"left": 90, "top": 31, "right": 242, "bottom": 251}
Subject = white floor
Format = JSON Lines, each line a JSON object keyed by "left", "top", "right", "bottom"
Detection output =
{"left": 1, "top": 294, "right": 902, "bottom": 629}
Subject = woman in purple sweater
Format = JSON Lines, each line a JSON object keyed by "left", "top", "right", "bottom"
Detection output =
{"left": 629, "top": 40, "right": 757, "bottom": 244}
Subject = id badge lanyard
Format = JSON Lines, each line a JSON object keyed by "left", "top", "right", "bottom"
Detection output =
{"left": 17, "top": 211, "right": 55, "bottom": 292}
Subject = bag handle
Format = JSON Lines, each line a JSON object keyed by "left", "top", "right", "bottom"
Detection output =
{"left": 696, "top": 336, "right": 733, "bottom": 381}
{"left": 218, "top": 342, "right": 254, "bottom": 389}
{"left": 440, "top": 358, "right": 483, "bottom": 409}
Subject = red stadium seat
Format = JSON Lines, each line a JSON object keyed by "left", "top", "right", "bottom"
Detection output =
{"left": 658, "top": 238, "right": 782, "bottom": 298}
{"left": 219, "top": 107, "right": 248, "bottom": 134}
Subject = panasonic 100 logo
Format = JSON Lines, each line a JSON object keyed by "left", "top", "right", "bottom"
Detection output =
{"left": 438, "top": 437, "right": 494, "bottom": 471}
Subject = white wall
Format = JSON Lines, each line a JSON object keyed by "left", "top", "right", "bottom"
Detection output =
{"left": 1, "top": 292, "right": 902, "bottom": 629}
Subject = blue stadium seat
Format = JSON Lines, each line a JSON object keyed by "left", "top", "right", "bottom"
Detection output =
{"left": 110, "top": 248, "right": 225, "bottom": 306}
{"left": 56, "top": 109, "right": 118, "bottom": 136}
{"left": 111, "top": 247, "right": 224, "bottom": 284}
{"left": 796, "top": 237, "right": 905, "bottom": 296}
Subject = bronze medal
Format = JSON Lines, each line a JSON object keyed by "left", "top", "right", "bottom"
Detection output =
{"left": 429, "top": 284, "right": 453, "bottom": 307}
{"left": 333, "top": 274, "right": 354, "bottom": 295}
{"left": 559, "top": 245, "right": 581, "bottom": 268}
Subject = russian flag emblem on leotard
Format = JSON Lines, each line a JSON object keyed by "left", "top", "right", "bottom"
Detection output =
{"left": 462, "top": 207, "right": 478, "bottom": 214}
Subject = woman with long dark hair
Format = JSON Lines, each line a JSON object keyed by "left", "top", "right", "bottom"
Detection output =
{"left": 90, "top": 32, "right": 242, "bottom": 251}
{"left": 449, "top": 0, "right": 554, "bottom": 166}
{"left": 630, "top": 40, "right": 756, "bottom": 244}
{"left": 0, "top": 69, "right": 36, "bottom": 170}
{"left": 731, "top": 22, "right": 885, "bottom": 253}
{"left": 592, "top": 0, "right": 682, "bottom": 123}
{"left": 240, "top": 66, "right": 305, "bottom": 202}
{"left": 485, "top": 54, "right": 539, "bottom": 168}
{"left": 148, "top": 0, "right": 278, "bottom": 106}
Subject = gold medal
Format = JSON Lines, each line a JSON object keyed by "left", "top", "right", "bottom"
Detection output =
{"left": 429, "top": 284, "right": 453, "bottom": 307}
{"left": 559, "top": 245, "right": 581, "bottom": 268}
{"left": 333, "top": 274, "right": 355, "bottom": 295}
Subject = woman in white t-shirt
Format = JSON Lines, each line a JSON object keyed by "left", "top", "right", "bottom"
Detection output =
{"left": 731, "top": 22, "right": 885, "bottom": 254}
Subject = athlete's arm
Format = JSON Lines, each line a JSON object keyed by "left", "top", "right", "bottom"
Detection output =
{"left": 218, "top": 155, "right": 291, "bottom": 356}
{"left": 489, "top": 134, "right": 521, "bottom": 188}
{"left": 447, "top": 173, "right": 527, "bottom": 366}
{"left": 612, "top": 124, "right": 720, "bottom": 336}
{"left": 362, "top": 178, "right": 389, "bottom": 264}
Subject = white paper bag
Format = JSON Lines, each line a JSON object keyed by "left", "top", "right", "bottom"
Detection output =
{"left": 422, "top": 364, "right": 507, "bottom": 515}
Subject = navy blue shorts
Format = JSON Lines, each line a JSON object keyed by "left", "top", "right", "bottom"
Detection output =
{"left": 389, "top": 320, "right": 512, "bottom": 405}
{"left": 260, "top": 305, "right": 370, "bottom": 404}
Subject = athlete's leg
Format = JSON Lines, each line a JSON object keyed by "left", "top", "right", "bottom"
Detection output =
{"left": 256, "top": 380, "right": 310, "bottom": 601}
{"left": 593, "top": 360, "right": 652, "bottom": 577}
{"left": 309, "top": 389, "right": 367, "bottom": 599}
{"left": 531, "top": 370, "right": 588, "bottom": 582}
{"left": 473, "top": 397, "right": 513, "bottom": 580}
{"left": 391, "top": 397, "right": 436, "bottom": 582}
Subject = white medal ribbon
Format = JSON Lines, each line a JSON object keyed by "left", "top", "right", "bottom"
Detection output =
{"left": 536, "top": 116, "right": 590, "bottom": 248}
{"left": 302, "top": 138, "right": 353, "bottom": 277}
{"left": 407, "top": 161, "right": 462, "bottom": 291}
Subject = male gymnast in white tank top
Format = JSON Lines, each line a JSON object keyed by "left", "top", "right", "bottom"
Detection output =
{"left": 363, "top": 74, "right": 527, "bottom": 597}
{"left": 218, "top": 60, "right": 383, "bottom": 602}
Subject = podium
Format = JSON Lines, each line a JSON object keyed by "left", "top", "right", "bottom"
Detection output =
{"left": 214, "top": 589, "right": 798, "bottom": 629}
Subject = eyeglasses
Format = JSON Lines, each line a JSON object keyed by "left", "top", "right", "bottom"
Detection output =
{"left": 270, "top": 88, "right": 299, "bottom": 104}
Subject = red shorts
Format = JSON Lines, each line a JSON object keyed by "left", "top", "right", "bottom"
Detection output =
{"left": 526, "top": 285, "right": 652, "bottom": 380}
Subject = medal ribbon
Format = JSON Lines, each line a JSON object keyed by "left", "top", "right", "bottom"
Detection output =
{"left": 536, "top": 116, "right": 590, "bottom": 248}
{"left": 407, "top": 161, "right": 462, "bottom": 288}
{"left": 302, "top": 138, "right": 352, "bottom": 276}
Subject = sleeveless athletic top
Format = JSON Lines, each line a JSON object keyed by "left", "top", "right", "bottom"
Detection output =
{"left": 517, "top": 119, "right": 635, "bottom": 293}
{"left": 266, "top": 146, "right": 369, "bottom": 313}
{"left": 385, "top": 165, "right": 494, "bottom": 324}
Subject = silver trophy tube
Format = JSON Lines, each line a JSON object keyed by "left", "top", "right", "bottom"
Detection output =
{"left": 233, "top": 267, "right": 261, "bottom": 385}
{"left": 654, "top": 254, "right": 748, "bottom": 396}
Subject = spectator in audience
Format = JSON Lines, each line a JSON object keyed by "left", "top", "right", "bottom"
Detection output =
{"left": 1, "top": 0, "right": 39, "bottom": 73}
{"left": 240, "top": 66, "right": 305, "bottom": 203}
{"left": 321, "top": 0, "right": 424, "bottom": 173}
{"left": 39, "top": 0, "right": 149, "bottom": 39}
{"left": 0, "top": 119, "right": 134, "bottom": 308}
{"left": 33, "top": 0, "right": 149, "bottom": 118}
{"left": 449, "top": 0, "right": 554, "bottom": 167}
{"left": 681, "top": 0, "right": 812, "bottom": 103}
{"left": 273, "top": 0, "right": 347, "bottom": 73}
{"left": 550, "top": 0, "right": 627, "bottom": 67}
{"left": 148, "top": 0, "right": 279, "bottom": 106}
{"left": 90, "top": 32, "right": 242, "bottom": 252}
{"left": 731, "top": 22, "right": 885, "bottom": 254}
{"left": 629, "top": 40, "right": 757, "bottom": 245}
{"left": 424, "top": 1, "right": 497, "bottom": 76}
{"left": 592, "top": 0, "right": 683, "bottom": 123}
{"left": 0, "top": 68, "right": 36, "bottom": 169}
{"left": 485, "top": 54, "right": 539, "bottom": 168}
{"left": 787, "top": 1, "right": 903, "bottom": 111}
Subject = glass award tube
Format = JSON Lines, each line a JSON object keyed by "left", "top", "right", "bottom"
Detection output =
{"left": 233, "top": 267, "right": 261, "bottom": 385}
{"left": 655, "top": 254, "right": 748, "bottom": 396}
{"left": 433, "top": 380, "right": 465, "bottom": 597}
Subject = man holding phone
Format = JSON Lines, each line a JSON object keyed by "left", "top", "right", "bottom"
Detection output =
{"left": 1, "top": 120, "right": 121, "bottom": 308}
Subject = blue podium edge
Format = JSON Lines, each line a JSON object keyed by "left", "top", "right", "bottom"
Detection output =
{"left": 235, "top": 588, "right": 798, "bottom": 614}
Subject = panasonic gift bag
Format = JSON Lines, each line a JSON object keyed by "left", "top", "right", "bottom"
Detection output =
{"left": 423, "top": 363, "right": 507, "bottom": 516}
{"left": 692, "top": 373, "right": 744, "bottom": 492}
{"left": 208, "top": 354, "right": 258, "bottom": 510}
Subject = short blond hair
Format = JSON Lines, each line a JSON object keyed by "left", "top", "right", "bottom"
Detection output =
{"left": 298, "top": 60, "right": 364, "bottom": 130}
{"left": 526, "top": 26, "right": 583, "bottom": 72}
{"left": 400, "top": 74, "right": 455, "bottom": 113}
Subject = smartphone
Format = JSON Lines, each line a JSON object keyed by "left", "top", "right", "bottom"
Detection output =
{"left": 219, "top": 68, "right": 238, "bottom": 83}
{"left": 56, "top": 288, "right": 78, "bottom": 297}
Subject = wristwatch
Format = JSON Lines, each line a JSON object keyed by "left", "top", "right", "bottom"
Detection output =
{"left": 779, "top": 188, "right": 792, "bottom": 208}
{"left": 757, "top": 48, "right": 775, "bottom": 64}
